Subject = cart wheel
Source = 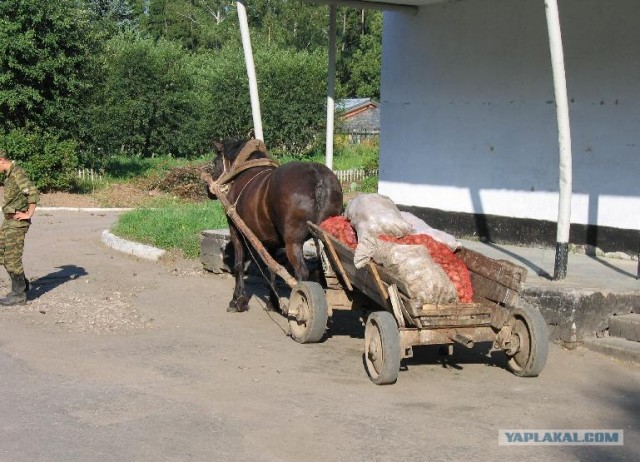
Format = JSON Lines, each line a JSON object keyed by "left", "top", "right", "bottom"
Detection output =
{"left": 288, "top": 281, "right": 328, "bottom": 344}
{"left": 364, "top": 311, "right": 401, "bottom": 385}
{"left": 504, "top": 303, "right": 549, "bottom": 377}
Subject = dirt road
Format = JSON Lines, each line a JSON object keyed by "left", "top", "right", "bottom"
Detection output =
{"left": 0, "top": 210, "right": 637, "bottom": 461}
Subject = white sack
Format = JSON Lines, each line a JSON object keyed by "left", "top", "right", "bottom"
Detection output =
{"left": 345, "top": 194, "right": 412, "bottom": 241}
{"left": 354, "top": 237, "right": 458, "bottom": 305}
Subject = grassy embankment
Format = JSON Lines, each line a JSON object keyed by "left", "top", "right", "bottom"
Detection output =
{"left": 107, "top": 141, "right": 378, "bottom": 259}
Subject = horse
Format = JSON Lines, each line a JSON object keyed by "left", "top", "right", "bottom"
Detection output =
{"left": 202, "top": 138, "right": 343, "bottom": 313}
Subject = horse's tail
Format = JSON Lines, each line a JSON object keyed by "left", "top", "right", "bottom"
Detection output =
{"left": 311, "top": 164, "right": 343, "bottom": 260}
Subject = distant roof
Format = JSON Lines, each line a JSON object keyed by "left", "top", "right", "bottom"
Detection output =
{"left": 336, "top": 98, "right": 379, "bottom": 114}
{"left": 336, "top": 98, "right": 380, "bottom": 133}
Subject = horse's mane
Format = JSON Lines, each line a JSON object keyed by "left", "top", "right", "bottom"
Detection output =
{"left": 223, "top": 138, "right": 269, "bottom": 162}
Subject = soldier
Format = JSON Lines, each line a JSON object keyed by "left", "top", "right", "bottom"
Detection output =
{"left": 0, "top": 149, "right": 39, "bottom": 306}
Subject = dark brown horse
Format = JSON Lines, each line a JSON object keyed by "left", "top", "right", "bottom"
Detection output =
{"left": 203, "top": 138, "right": 343, "bottom": 313}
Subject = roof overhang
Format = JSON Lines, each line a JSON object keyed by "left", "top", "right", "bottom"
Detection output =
{"left": 303, "top": 0, "right": 451, "bottom": 15}
{"left": 306, "top": 0, "right": 452, "bottom": 7}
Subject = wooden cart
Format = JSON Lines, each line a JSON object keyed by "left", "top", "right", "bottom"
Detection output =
{"left": 308, "top": 222, "right": 549, "bottom": 385}
{"left": 205, "top": 175, "right": 548, "bottom": 385}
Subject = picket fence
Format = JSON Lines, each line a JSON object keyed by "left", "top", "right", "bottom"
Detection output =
{"left": 333, "top": 168, "right": 378, "bottom": 183}
{"left": 77, "top": 167, "right": 376, "bottom": 184}
{"left": 77, "top": 168, "right": 104, "bottom": 182}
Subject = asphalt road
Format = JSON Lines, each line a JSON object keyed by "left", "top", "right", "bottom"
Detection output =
{"left": 0, "top": 210, "right": 637, "bottom": 461}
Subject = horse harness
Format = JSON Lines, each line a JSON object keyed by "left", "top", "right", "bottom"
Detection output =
{"left": 215, "top": 139, "right": 280, "bottom": 205}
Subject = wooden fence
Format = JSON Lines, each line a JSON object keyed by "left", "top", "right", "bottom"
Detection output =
{"left": 333, "top": 168, "right": 378, "bottom": 183}
{"left": 76, "top": 167, "right": 376, "bottom": 184}
{"left": 77, "top": 168, "right": 104, "bottom": 182}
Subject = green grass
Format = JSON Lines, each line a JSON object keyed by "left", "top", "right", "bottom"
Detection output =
{"left": 101, "top": 154, "right": 210, "bottom": 181}
{"left": 112, "top": 200, "right": 228, "bottom": 259}
{"left": 274, "top": 141, "right": 379, "bottom": 171}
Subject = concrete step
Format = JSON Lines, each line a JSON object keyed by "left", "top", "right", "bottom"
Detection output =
{"left": 609, "top": 314, "right": 640, "bottom": 342}
{"left": 582, "top": 337, "right": 640, "bottom": 365}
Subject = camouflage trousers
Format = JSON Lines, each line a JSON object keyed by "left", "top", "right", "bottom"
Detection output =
{"left": 0, "top": 220, "right": 30, "bottom": 274}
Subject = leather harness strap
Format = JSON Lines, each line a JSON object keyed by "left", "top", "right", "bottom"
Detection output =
{"left": 216, "top": 139, "right": 279, "bottom": 186}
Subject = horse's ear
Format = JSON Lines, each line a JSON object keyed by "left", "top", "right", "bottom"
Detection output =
{"left": 213, "top": 140, "right": 224, "bottom": 154}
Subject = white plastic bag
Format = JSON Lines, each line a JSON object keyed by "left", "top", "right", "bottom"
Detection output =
{"left": 354, "top": 237, "right": 458, "bottom": 305}
{"left": 400, "top": 212, "right": 461, "bottom": 251}
{"left": 345, "top": 194, "right": 412, "bottom": 241}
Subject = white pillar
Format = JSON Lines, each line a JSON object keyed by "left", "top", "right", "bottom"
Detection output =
{"left": 236, "top": 1, "right": 264, "bottom": 141}
{"left": 544, "top": 0, "right": 573, "bottom": 280}
{"left": 325, "top": 4, "right": 337, "bottom": 170}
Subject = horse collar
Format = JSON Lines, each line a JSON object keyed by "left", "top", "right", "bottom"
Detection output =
{"left": 234, "top": 139, "right": 268, "bottom": 167}
{"left": 217, "top": 140, "right": 278, "bottom": 186}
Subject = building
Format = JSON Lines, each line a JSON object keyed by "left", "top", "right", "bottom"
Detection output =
{"left": 376, "top": 0, "right": 638, "bottom": 257}
{"left": 336, "top": 98, "right": 380, "bottom": 143}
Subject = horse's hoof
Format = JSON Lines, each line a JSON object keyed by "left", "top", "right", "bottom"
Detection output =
{"left": 228, "top": 295, "right": 250, "bottom": 313}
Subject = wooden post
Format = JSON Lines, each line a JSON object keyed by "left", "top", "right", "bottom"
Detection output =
{"left": 544, "top": 0, "right": 573, "bottom": 280}
{"left": 325, "top": 4, "right": 337, "bottom": 170}
{"left": 236, "top": 1, "right": 264, "bottom": 141}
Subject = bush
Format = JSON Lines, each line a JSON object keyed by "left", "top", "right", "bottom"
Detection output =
{"left": 1, "top": 128, "right": 78, "bottom": 191}
{"left": 191, "top": 45, "right": 326, "bottom": 154}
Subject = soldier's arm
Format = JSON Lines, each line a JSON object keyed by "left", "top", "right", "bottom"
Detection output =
{"left": 15, "top": 169, "right": 39, "bottom": 204}
{"left": 14, "top": 168, "right": 39, "bottom": 220}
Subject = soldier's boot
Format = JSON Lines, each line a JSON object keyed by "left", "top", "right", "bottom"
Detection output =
{"left": 0, "top": 272, "right": 27, "bottom": 306}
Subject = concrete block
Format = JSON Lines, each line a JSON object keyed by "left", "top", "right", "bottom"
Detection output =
{"left": 522, "top": 287, "right": 640, "bottom": 343}
{"left": 609, "top": 314, "right": 640, "bottom": 342}
{"left": 200, "top": 229, "right": 233, "bottom": 274}
{"left": 582, "top": 337, "right": 640, "bottom": 365}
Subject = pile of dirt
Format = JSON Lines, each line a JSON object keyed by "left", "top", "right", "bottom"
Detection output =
{"left": 37, "top": 164, "right": 211, "bottom": 208}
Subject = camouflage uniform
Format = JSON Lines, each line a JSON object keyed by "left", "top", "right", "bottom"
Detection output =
{"left": 0, "top": 162, "right": 38, "bottom": 277}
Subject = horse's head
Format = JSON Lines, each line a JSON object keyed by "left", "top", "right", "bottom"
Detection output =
{"left": 202, "top": 138, "right": 270, "bottom": 199}
{"left": 211, "top": 138, "right": 269, "bottom": 180}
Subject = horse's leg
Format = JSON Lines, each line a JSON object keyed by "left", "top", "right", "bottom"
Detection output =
{"left": 227, "top": 224, "right": 250, "bottom": 312}
{"left": 285, "top": 240, "right": 309, "bottom": 282}
{"left": 265, "top": 269, "right": 280, "bottom": 312}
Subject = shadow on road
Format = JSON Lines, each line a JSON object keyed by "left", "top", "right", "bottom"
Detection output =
{"left": 403, "top": 342, "right": 510, "bottom": 373}
{"left": 28, "top": 265, "right": 88, "bottom": 300}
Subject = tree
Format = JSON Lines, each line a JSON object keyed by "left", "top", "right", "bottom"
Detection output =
{"left": 336, "top": 8, "right": 382, "bottom": 98}
{"left": 86, "top": 33, "right": 198, "bottom": 157}
{"left": 0, "top": 0, "right": 100, "bottom": 136}
{"left": 142, "top": 0, "right": 238, "bottom": 50}
{"left": 338, "top": 10, "right": 381, "bottom": 98}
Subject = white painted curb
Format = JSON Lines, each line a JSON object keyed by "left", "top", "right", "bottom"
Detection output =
{"left": 39, "top": 207, "right": 133, "bottom": 212}
{"left": 101, "top": 230, "right": 166, "bottom": 262}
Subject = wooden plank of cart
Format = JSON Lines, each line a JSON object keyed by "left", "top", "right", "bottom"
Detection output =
{"left": 308, "top": 222, "right": 549, "bottom": 385}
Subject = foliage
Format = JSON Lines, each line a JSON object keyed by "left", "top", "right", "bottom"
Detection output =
{"left": 0, "top": 0, "right": 101, "bottom": 135}
{"left": 85, "top": 33, "right": 199, "bottom": 158}
{"left": 359, "top": 175, "right": 379, "bottom": 193}
{"left": 142, "top": 0, "right": 238, "bottom": 50}
{"left": 112, "top": 200, "right": 228, "bottom": 258}
{"left": 1, "top": 0, "right": 383, "bottom": 192}
{"left": 277, "top": 136, "right": 379, "bottom": 170}
{"left": 336, "top": 8, "right": 382, "bottom": 99}
{"left": 99, "top": 153, "right": 205, "bottom": 180}
{"left": 256, "top": 46, "right": 327, "bottom": 152}
{"left": 0, "top": 128, "right": 78, "bottom": 191}
{"left": 180, "top": 44, "right": 327, "bottom": 153}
